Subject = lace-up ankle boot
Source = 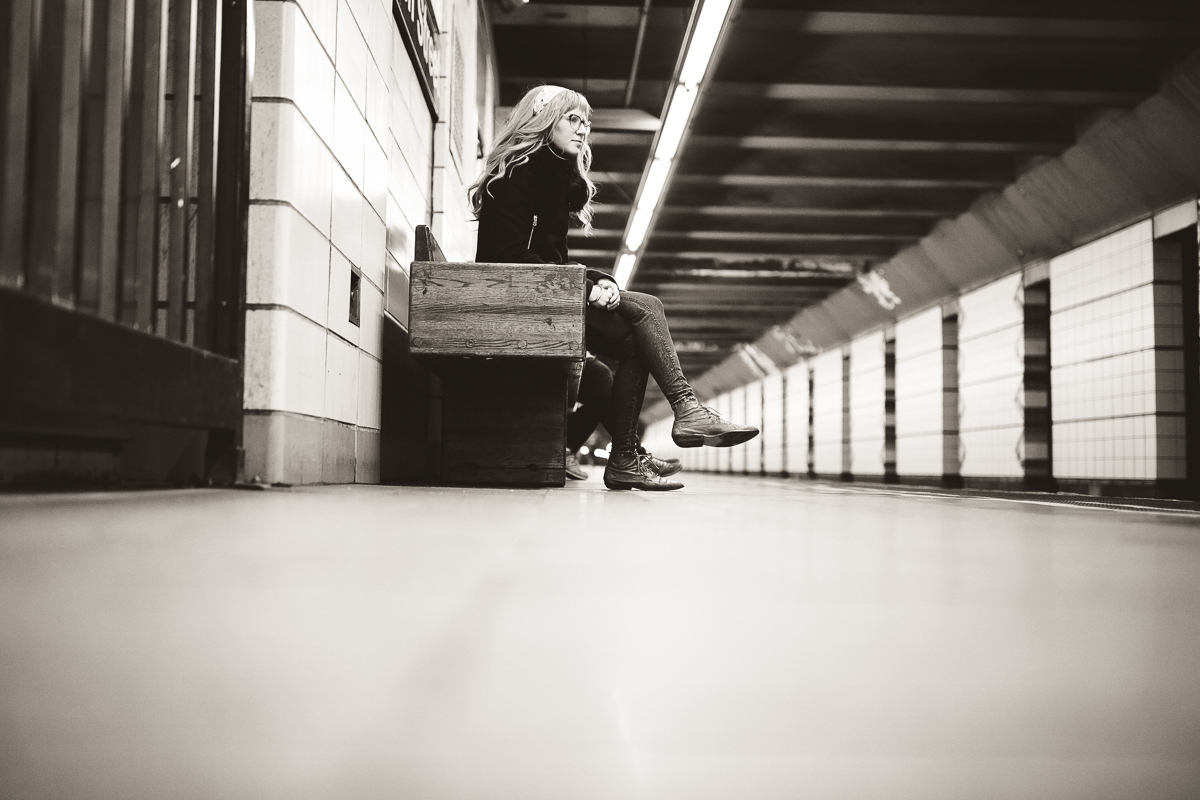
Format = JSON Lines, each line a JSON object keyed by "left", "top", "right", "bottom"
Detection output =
{"left": 671, "top": 399, "right": 760, "bottom": 448}
{"left": 604, "top": 450, "right": 684, "bottom": 491}
{"left": 636, "top": 445, "right": 682, "bottom": 477}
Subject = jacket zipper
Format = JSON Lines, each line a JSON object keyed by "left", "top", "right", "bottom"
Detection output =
{"left": 527, "top": 214, "right": 538, "bottom": 249}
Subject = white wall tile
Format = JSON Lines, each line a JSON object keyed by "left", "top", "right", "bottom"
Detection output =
{"left": 324, "top": 332, "right": 360, "bottom": 424}
{"left": 812, "top": 349, "right": 844, "bottom": 475}
{"left": 253, "top": 2, "right": 335, "bottom": 146}
{"left": 330, "top": 166, "right": 363, "bottom": 268}
{"left": 332, "top": 78, "right": 366, "bottom": 189}
{"left": 247, "top": 203, "right": 330, "bottom": 325}
{"left": 334, "top": 0, "right": 368, "bottom": 112}
{"left": 363, "top": 135, "right": 388, "bottom": 218}
{"left": 250, "top": 102, "right": 333, "bottom": 236}
{"left": 360, "top": 198, "right": 387, "bottom": 289}
{"left": 244, "top": 307, "right": 327, "bottom": 417}
{"left": 745, "top": 381, "right": 763, "bottom": 473}
{"left": 783, "top": 361, "right": 810, "bottom": 474}
{"left": 291, "top": 0, "right": 337, "bottom": 57}
{"left": 365, "top": 60, "right": 389, "bottom": 149}
{"left": 761, "top": 372, "right": 784, "bottom": 473}
{"left": 357, "top": 352, "right": 382, "bottom": 430}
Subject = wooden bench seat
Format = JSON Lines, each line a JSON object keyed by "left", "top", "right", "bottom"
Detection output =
{"left": 407, "top": 226, "right": 585, "bottom": 486}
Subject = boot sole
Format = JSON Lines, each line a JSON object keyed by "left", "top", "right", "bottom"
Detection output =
{"left": 604, "top": 476, "right": 684, "bottom": 491}
{"left": 672, "top": 428, "right": 760, "bottom": 448}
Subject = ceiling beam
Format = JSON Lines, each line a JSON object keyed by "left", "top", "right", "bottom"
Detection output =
{"left": 493, "top": 7, "right": 1195, "bottom": 39}
{"left": 596, "top": 172, "right": 1007, "bottom": 189}
{"left": 685, "top": 134, "right": 1066, "bottom": 153}
{"left": 593, "top": 203, "right": 952, "bottom": 218}
{"left": 584, "top": 229, "right": 919, "bottom": 245}
{"left": 589, "top": 132, "right": 1067, "bottom": 153}
{"left": 732, "top": 11, "right": 1197, "bottom": 39}
{"left": 706, "top": 82, "right": 1147, "bottom": 106}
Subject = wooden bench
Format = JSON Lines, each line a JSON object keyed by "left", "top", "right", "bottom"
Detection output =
{"left": 407, "top": 226, "right": 585, "bottom": 486}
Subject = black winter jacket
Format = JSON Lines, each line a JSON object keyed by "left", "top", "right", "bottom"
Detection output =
{"left": 475, "top": 146, "right": 615, "bottom": 296}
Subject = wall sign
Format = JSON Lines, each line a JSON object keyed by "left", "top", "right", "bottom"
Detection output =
{"left": 393, "top": 0, "right": 440, "bottom": 120}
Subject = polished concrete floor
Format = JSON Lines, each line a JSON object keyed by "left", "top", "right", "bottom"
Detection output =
{"left": 1, "top": 472, "right": 1198, "bottom": 799}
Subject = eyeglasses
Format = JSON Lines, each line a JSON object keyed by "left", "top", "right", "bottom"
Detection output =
{"left": 562, "top": 112, "right": 592, "bottom": 132}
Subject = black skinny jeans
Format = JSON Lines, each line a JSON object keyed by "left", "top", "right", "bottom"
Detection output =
{"left": 567, "top": 357, "right": 613, "bottom": 452}
{"left": 584, "top": 290, "right": 693, "bottom": 453}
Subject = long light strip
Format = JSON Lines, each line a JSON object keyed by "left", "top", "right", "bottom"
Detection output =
{"left": 613, "top": 0, "right": 739, "bottom": 288}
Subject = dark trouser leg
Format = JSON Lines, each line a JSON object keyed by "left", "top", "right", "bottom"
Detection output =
{"left": 567, "top": 357, "right": 613, "bottom": 451}
{"left": 611, "top": 291, "right": 694, "bottom": 410}
{"left": 586, "top": 306, "right": 649, "bottom": 453}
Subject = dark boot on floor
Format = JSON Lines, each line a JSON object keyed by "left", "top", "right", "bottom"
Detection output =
{"left": 671, "top": 400, "right": 760, "bottom": 448}
{"left": 636, "top": 445, "right": 682, "bottom": 477}
{"left": 604, "top": 451, "right": 684, "bottom": 491}
{"left": 564, "top": 449, "right": 588, "bottom": 480}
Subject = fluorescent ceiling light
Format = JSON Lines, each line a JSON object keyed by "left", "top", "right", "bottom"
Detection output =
{"left": 654, "top": 84, "right": 698, "bottom": 161}
{"left": 614, "top": 253, "right": 637, "bottom": 286}
{"left": 678, "top": 0, "right": 734, "bottom": 86}
{"left": 625, "top": 200, "right": 657, "bottom": 252}
{"left": 615, "top": 0, "right": 739, "bottom": 288}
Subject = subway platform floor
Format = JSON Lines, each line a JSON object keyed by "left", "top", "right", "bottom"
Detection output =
{"left": 1, "top": 473, "right": 1198, "bottom": 799}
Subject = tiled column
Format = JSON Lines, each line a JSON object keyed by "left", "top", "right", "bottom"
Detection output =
{"left": 245, "top": 0, "right": 423, "bottom": 484}
{"left": 812, "top": 349, "right": 846, "bottom": 478}
{"left": 715, "top": 393, "right": 732, "bottom": 473}
{"left": 849, "top": 330, "right": 886, "bottom": 477}
{"left": 761, "top": 372, "right": 785, "bottom": 474}
{"left": 730, "top": 388, "right": 747, "bottom": 474}
{"left": 1050, "top": 219, "right": 1189, "bottom": 491}
{"left": 958, "top": 272, "right": 1025, "bottom": 481}
{"left": 745, "top": 381, "right": 764, "bottom": 474}
{"left": 783, "top": 361, "right": 810, "bottom": 476}
{"left": 895, "top": 306, "right": 959, "bottom": 483}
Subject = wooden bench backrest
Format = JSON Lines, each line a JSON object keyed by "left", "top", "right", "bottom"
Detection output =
{"left": 408, "top": 226, "right": 586, "bottom": 360}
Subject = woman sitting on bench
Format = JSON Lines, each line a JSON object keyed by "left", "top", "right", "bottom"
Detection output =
{"left": 471, "top": 85, "right": 759, "bottom": 491}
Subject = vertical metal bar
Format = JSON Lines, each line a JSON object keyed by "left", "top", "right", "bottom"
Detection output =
{"left": 77, "top": 0, "right": 108, "bottom": 312}
{"left": 97, "top": 0, "right": 133, "bottom": 319}
{"left": 193, "top": 0, "right": 221, "bottom": 350}
{"left": 211, "top": 0, "right": 251, "bottom": 359}
{"left": 1, "top": 0, "right": 37, "bottom": 289}
{"left": 52, "top": 0, "right": 91, "bottom": 306}
{"left": 133, "top": 0, "right": 167, "bottom": 331}
{"left": 25, "top": 0, "right": 65, "bottom": 300}
{"left": 167, "top": 0, "right": 197, "bottom": 342}
{"left": 622, "top": 0, "right": 652, "bottom": 108}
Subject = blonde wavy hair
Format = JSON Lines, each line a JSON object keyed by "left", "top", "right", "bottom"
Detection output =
{"left": 470, "top": 85, "right": 598, "bottom": 234}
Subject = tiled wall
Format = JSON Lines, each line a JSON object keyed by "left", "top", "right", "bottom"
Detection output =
{"left": 895, "top": 306, "right": 955, "bottom": 477}
{"left": 958, "top": 272, "right": 1025, "bottom": 478}
{"left": 715, "top": 393, "right": 732, "bottom": 472}
{"left": 730, "top": 388, "right": 746, "bottom": 473}
{"left": 1050, "top": 220, "right": 1186, "bottom": 481}
{"left": 761, "top": 372, "right": 785, "bottom": 474}
{"left": 244, "top": 0, "right": 489, "bottom": 483}
{"left": 849, "top": 330, "right": 886, "bottom": 476}
{"left": 783, "top": 361, "right": 810, "bottom": 475}
{"left": 812, "top": 348, "right": 846, "bottom": 476}
{"left": 745, "top": 381, "right": 764, "bottom": 474}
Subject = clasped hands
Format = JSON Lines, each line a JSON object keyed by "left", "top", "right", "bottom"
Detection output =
{"left": 588, "top": 279, "right": 620, "bottom": 310}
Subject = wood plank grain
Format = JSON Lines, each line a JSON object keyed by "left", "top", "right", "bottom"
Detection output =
{"left": 409, "top": 261, "right": 586, "bottom": 358}
{"left": 415, "top": 224, "right": 446, "bottom": 262}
